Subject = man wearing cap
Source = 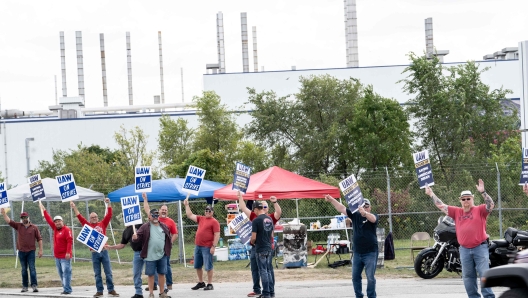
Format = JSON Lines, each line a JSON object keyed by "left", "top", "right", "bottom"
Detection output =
{"left": 132, "top": 209, "right": 171, "bottom": 298}
{"left": 105, "top": 223, "right": 144, "bottom": 298}
{"left": 249, "top": 200, "right": 274, "bottom": 298}
{"left": 238, "top": 191, "right": 282, "bottom": 297}
{"left": 71, "top": 198, "right": 119, "bottom": 298}
{"left": 142, "top": 193, "right": 178, "bottom": 293}
{"left": 425, "top": 179, "right": 495, "bottom": 298}
{"left": 39, "top": 201, "right": 73, "bottom": 295}
{"left": 1, "top": 208, "right": 43, "bottom": 293}
{"left": 325, "top": 195, "right": 378, "bottom": 298}
{"left": 184, "top": 198, "right": 220, "bottom": 291}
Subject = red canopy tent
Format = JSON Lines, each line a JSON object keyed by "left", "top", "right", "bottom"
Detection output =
{"left": 213, "top": 166, "right": 341, "bottom": 200}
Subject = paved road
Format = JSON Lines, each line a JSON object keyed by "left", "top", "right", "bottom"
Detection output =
{"left": 0, "top": 278, "right": 508, "bottom": 298}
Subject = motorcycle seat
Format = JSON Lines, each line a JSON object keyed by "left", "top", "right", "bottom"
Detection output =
{"left": 489, "top": 239, "right": 509, "bottom": 249}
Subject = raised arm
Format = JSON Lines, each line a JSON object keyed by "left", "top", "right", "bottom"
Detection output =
{"left": 101, "top": 198, "right": 113, "bottom": 226}
{"left": 237, "top": 191, "right": 251, "bottom": 217}
{"left": 183, "top": 198, "right": 197, "bottom": 222}
{"left": 476, "top": 179, "right": 495, "bottom": 213}
{"left": 270, "top": 196, "right": 282, "bottom": 219}
{"left": 70, "top": 200, "right": 88, "bottom": 226}
{"left": 40, "top": 202, "right": 55, "bottom": 228}
{"left": 1, "top": 208, "right": 10, "bottom": 224}
{"left": 425, "top": 185, "right": 448, "bottom": 215}
{"left": 324, "top": 194, "right": 347, "bottom": 215}
{"left": 70, "top": 201, "right": 80, "bottom": 216}
{"left": 142, "top": 193, "right": 151, "bottom": 219}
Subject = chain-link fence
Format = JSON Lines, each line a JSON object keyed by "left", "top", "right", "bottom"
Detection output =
{"left": 2, "top": 163, "right": 526, "bottom": 262}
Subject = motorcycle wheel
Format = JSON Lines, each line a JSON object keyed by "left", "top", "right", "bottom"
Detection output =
{"left": 414, "top": 248, "right": 444, "bottom": 279}
{"left": 500, "top": 288, "right": 528, "bottom": 298}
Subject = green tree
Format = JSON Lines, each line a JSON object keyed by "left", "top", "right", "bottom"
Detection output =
{"left": 157, "top": 115, "right": 193, "bottom": 173}
{"left": 166, "top": 148, "right": 230, "bottom": 183}
{"left": 114, "top": 125, "right": 157, "bottom": 183}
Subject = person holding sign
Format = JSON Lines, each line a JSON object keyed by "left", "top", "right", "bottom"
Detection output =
{"left": 1, "top": 208, "right": 43, "bottom": 293}
{"left": 70, "top": 198, "right": 119, "bottom": 298}
{"left": 184, "top": 198, "right": 220, "bottom": 291}
{"left": 425, "top": 180, "right": 495, "bottom": 298}
{"left": 132, "top": 209, "right": 172, "bottom": 298}
{"left": 250, "top": 201, "right": 275, "bottom": 298}
{"left": 39, "top": 202, "right": 73, "bottom": 295}
{"left": 142, "top": 193, "right": 178, "bottom": 293}
{"left": 238, "top": 192, "right": 282, "bottom": 298}
{"left": 325, "top": 195, "right": 378, "bottom": 298}
{"left": 106, "top": 223, "right": 144, "bottom": 298}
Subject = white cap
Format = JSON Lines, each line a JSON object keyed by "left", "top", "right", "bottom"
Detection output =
{"left": 459, "top": 190, "right": 474, "bottom": 198}
{"left": 53, "top": 215, "right": 63, "bottom": 221}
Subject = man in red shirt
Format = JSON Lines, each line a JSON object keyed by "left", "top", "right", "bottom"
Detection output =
{"left": 1, "top": 208, "right": 43, "bottom": 293}
{"left": 39, "top": 201, "right": 73, "bottom": 295}
{"left": 425, "top": 179, "right": 495, "bottom": 298}
{"left": 184, "top": 198, "right": 220, "bottom": 291}
{"left": 238, "top": 191, "right": 282, "bottom": 298}
{"left": 142, "top": 193, "right": 178, "bottom": 293}
{"left": 71, "top": 198, "right": 119, "bottom": 298}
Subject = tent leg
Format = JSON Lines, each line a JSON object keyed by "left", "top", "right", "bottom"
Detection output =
{"left": 71, "top": 207, "right": 76, "bottom": 263}
{"left": 13, "top": 204, "right": 18, "bottom": 268}
{"left": 108, "top": 221, "right": 121, "bottom": 264}
{"left": 178, "top": 200, "right": 187, "bottom": 267}
{"left": 296, "top": 199, "right": 299, "bottom": 220}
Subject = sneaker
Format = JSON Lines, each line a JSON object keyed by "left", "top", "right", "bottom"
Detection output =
{"left": 148, "top": 294, "right": 154, "bottom": 298}
{"left": 191, "top": 282, "right": 206, "bottom": 290}
{"left": 159, "top": 294, "right": 169, "bottom": 298}
{"left": 61, "top": 292, "right": 71, "bottom": 295}
{"left": 21, "top": 287, "right": 28, "bottom": 292}
{"left": 164, "top": 288, "right": 169, "bottom": 294}
{"left": 93, "top": 292, "right": 104, "bottom": 298}
{"left": 131, "top": 295, "right": 144, "bottom": 298}
{"left": 167, "top": 285, "right": 172, "bottom": 290}
{"left": 204, "top": 284, "right": 214, "bottom": 291}
{"left": 145, "top": 286, "right": 158, "bottom": 291}
{"left": 108, "top": 290, "right": 120, "bottom": 297}
{"left": 247, "top": 292, "right": 261, "bottom": 297}
{"left": 32, "top": 285, "right": 39, "bottom": 292}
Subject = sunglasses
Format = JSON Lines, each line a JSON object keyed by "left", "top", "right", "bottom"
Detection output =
{"left": 151, "top": 213, "right": 160, "bottom": 218}
{"left": 263, "top": 206, "right": 268, "bottom": 209}
{"left": 205, "top": 209, "right": 213, "bottom": 213}
{"left": 21, "top": 216, "right": 28, "bottom": 219}
{"left": 460, "top": 198, "right": 472, "bottom": 202}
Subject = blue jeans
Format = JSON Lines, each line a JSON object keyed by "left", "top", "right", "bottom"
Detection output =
{"left": 133, "top": 251, "right": 145, "bottom": 295}
{"left": 55, "top": 258, "right": 72, "bottom": 294}
{"left": 256, "top": 250, "right": 273, "bottom": 298}
{"left": 250, "top": 247, "right": 275, "bottom": 295}
{"left": 92, "top": 250, "right": 114, "bottom": 292}
{"left": 19, "top": 250, "right": 37, "bottom": 287}
{"left": 145, "top": 255, "right": 167, "bottom": 276}
{"left": 352, "top": 250, "right": 378, "bottom": 298}
{"left": 154, "top": 254, "right": 171, "bottom": 289}
{"left": 194, "top": 245, "right": 213, "bottom": 271}
{"left": 459, "top": 243, "right": 495, "bottom": 298}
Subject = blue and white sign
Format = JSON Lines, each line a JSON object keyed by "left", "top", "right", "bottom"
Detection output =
{"left": 339, "top": 174, "right": 364, "bottom": 213}
{"left": 183, "top": 165, "right": 206, "bottom": 196}
{"left": 228, "top": 212, "right": 252, "bottom": 244}
{"left": 0, "top": 183, "right": 9, "bottom": 209}
{"left": 232, "top": 162, "right": 251, "bottom": 194}
{"left": 28, "top": 174, "right": 46, "bottom": 202}
{"left": 413, "top": 150, "right": 434, "bottom": 189}
{"left": 135, "top": 166, "right": 152, "bottom": 193}
{"left": 519, "top": 148, "right": 528, "bottom": 185}
{"left": 121, "top": 195, "right": 142, "bottom": 226}
{"left": 56, "top": 173, "right": 79, "bottom": 202}
{"left": 76, "top": 224, "right": 108, "bottom": 253}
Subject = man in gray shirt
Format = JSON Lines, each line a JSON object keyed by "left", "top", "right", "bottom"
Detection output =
{"left": 132, "top": 209, "right": 172, "bottom": 298}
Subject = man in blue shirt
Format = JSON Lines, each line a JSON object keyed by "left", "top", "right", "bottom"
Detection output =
{"left": 325, "top": 195, "right": 379, "bottom": 298}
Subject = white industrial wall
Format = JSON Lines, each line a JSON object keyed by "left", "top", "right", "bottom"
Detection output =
{"left": 203, "top": 60, "right": 520, "bottom": 109}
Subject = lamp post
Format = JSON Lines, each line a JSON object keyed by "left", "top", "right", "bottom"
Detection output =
{"left": 25, "top": 137, "right": 34, "bottom": 177}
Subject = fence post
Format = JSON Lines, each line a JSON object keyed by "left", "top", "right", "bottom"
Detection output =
{"left": 47, "top": 201, "right": 53, "bottom": 255}
{"left": 496, "top": 163, "right": 502, "bottom": 237}
{"left": 385, "top": 167, "right": 393, "bottom": 234}
{"left": 9, "top": 206, "right": 16, "bottom": 255}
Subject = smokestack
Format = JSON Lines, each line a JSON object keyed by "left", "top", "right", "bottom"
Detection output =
{"left": 60, "top": 31, "right": 67, "bottom": 97}
{"left": 100, "top": 33, "right": 108, "bottom": 107}
{"left": 158, "top": 31, "right": 165, "bottom": 104}
{"left": 217, "top": 12, "right": 226, "bottom": 73}
{"left": 126, "top": 32, "right": 133, "bottom": 105}
{"left": 54, "top": 75, "right": 58, "bottom": 105}
{"left": 241, "top": 12, "right": 249, "bottom": 72}
{"left": 344, "top": 0, "right": 359, "bottom": 67}
{"left": 75, "top": 31, "right": 85, "bottom": 99}
{"left": 252, "top": 26, "right": 258, "bottom": 72}
{"left": 425, "top": 17, "right": 433, "bottom": 57}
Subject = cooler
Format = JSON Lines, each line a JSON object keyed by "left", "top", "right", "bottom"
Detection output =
{"left": 282, "top": 223, "right": 307, "bottom": 268}
{"left": 214, "top": 247, "right": 228, "bottom": 261}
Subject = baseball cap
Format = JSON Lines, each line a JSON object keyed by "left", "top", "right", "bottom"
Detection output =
{"left": 53, "top": 215, "right": 63, "bottom": 221}
{"left": 20, "top": 212, "right": 29, "bottom": 218}
{"left": 204, "top": 205, "right": 213, "bottom": 212}
{"left": 459, "top": 190, "right": 474, "bottom": 198}
{"left": 363, "top": 199, "right": 371, "bottom": 206}
{"left": 253, "top": 200, "right": 264, "bottom": 210}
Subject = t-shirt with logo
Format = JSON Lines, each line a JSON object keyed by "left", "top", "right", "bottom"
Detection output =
{"left": 252, "top": 214, "right": 274, "bottom": 253}
{"left": 448, "top": 204, "right": 489, "bottom": 248}
{"left": 346, "top": 208, "right": 379, "bottom": 254}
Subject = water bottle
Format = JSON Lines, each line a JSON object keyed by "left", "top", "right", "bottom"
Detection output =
{"left": 219, "top": 238, "right": 224, "bottom": 248}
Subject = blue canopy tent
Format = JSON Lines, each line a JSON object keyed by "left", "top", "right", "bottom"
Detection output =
{"left": 108, "top": 178, "right": 225, "bottom": 264}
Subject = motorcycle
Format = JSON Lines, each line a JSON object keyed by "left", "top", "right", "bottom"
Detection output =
{"left": 414, "top": 216, "right": 525, "bottom": 279}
